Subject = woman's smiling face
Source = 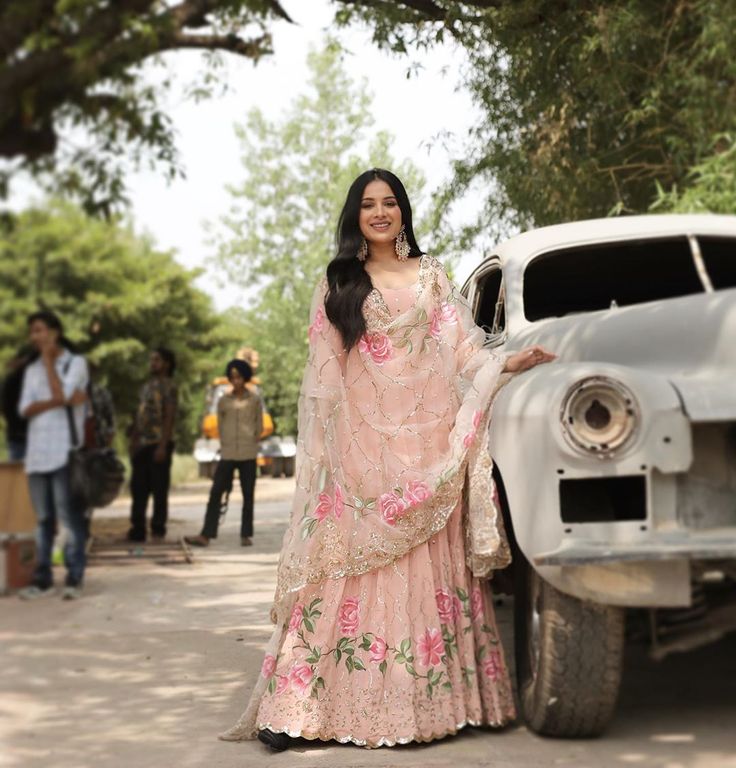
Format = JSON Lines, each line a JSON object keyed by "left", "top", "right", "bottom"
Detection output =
{"left": 359, "top": 179, "right": 403, "bottom": 246}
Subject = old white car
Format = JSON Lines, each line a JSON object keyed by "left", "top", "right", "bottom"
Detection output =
{"left": 463, "top": 214, "right": 736, "bottom": 737}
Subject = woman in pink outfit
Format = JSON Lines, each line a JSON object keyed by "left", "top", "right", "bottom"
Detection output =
{"left": 221, "top": 169, "right": 555, "bottom": 751}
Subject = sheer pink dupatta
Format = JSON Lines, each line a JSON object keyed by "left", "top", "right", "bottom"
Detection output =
{"left": 272, "top": 258, "right": 510, "bottom": 624}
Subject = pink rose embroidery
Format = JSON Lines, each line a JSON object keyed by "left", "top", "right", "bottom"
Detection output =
{"left": 439, "top": 302, "right": 458, "bottom": 325}
{"left": 287, "top": 603, "right": 303, "bottom": 635}
{"left": 333, "top": 482, "right": 344, "bottom": 520}
{"left": 308, "top": 308, "right": 324, "bottom": 344}
{"left": 338, "top": 596, "right": 360, "bottom": 636}
{"left": 471, "top": 587, "right": 484, "bottom": 622}
{"left": 429, "top": 302, "right": 458, "bottom": 341}
{"left": 429, "top": 311, "right": 443, "bottom": 340}
{"left": 313, "top": 491, "right": 333, "bottom": 522}
{"left": 379, "top": 491, "right": 408, "bottom": 526}
{"left": 261, "top": 654, "right": 276, "bottom": 679}
{"left": 359, "top": 332, "right": 394, "bottom": 365}
{"left": 275, "top": 674, "right": 290, "bottom": 695}
{"left": 462, "top": 409, "right": 484, "bottom": 448}
{"left": 417, "top": 627, "right": 444, "bottom": 668}
{"left": 288, "top": 663, "right": 314, "bottom": 696}
{"left": 472, "top": 409, "right": 483, "bottom": 430}
{"left": 405, "top": 479, "right": 431, "bottom": 507}
{"left": 435, "top": 588, "right": 460, "bottom": 624}
{"left": 369, "top": 637, "right": 388, "bottom": 664}
{"left": 482, "top": 650, "right": 503, "bottom": 682}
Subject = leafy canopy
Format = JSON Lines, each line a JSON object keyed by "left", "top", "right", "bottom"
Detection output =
{"left": 335, "top": 0, "right": 736, "bottom": 231}
{"left": 0, "top": 0, "right": 293, "bottom": 215}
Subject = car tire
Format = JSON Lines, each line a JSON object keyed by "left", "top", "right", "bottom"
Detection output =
{"left": 514, "top": 558, "right": 625, "bottom": 737}
{"left": 271, "top": 457, "right": 284, "bottom": 478}
{"left": 283, "top": 457, "right": 295, "bottom": 478}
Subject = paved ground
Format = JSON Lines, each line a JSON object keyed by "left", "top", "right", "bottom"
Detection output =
{"left": 1, "top": 478, "right": 735, "bottom": 768}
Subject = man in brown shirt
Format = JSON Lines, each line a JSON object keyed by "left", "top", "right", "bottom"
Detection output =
{"left": 185, "top": 359, "right": 262, "bottom": 547}
{"left": 127, "top": 347, "right": 177, "bottom": 543}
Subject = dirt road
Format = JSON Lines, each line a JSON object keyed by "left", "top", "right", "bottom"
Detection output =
{"left": 1, "top": 479, "right": 734, "bottom": 768}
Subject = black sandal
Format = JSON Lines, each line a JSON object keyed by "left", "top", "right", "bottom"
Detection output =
{"left": 257, "top": 729, "right": 292, "bottom": 752}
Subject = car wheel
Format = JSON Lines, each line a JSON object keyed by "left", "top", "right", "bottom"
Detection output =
{"left": 283, "top": 457, "right": 295, "bottom": 477}
{"left": 271, "top": 457, "right": 284, "bottom": 478}
{"left": 514, "top": 558, "right": 624, "bottom": 737}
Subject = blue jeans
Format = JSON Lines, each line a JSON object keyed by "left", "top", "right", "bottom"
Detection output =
{"left": 27, "top": 466, "right": 86, "bottom": 588}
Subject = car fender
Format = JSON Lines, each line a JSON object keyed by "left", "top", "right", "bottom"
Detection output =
{"left": 489, "top": 360, "right": 693, "bottom": 606}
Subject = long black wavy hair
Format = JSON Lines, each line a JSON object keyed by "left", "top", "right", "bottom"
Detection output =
{"left": 325, "top": 168, "right": 424, "bottom": 351}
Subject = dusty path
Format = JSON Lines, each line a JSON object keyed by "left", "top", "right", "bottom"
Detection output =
{"left": 1, "top": 478, "right": 735, "bottom": 768}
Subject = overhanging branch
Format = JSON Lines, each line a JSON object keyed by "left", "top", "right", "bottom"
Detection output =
{"left": 168, "top": 31, "right": 272, "bottom": 58}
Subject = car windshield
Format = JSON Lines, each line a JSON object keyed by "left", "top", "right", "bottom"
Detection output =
{"left": 523, "top": 235, "right": 736, "bottom": 321}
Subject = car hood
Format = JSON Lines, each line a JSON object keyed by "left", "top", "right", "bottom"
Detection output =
{"left": 511, "top": 288, "right": 736, "bottom": 421}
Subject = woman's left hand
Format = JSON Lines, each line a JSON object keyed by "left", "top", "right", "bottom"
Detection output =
{"left": 503, "top": 344, "right": 557, "bottom": 373}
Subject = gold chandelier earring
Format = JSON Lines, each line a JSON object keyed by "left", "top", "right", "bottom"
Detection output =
{"left": 357, "top": 238, "right": 368, "bottom": 262}
{"left": 395, "top": 225, "right": 410, "bottom": 262}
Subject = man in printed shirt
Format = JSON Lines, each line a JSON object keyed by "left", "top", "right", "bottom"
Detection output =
{"left": 18, "top": 311, "right": 89, "bottom": 600}
{"left": 127, "top": 347, "right": 178, "bottom": 543}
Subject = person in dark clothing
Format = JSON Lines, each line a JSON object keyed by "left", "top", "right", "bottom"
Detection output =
{"left": 2, "top": 346, "right": 33, "bottom": 460}
{"left": 127, "top": 347, "right": 177, "bottom": 543}
{"left": 185, "top": 359, "right": 262, "bottom": 548}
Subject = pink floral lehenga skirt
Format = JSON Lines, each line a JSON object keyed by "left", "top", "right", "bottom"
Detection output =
{"left": 251, "top": 500, "right": 516, "bottom": 747}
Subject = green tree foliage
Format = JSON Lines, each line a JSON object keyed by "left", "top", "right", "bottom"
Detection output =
{"left": 212, "top": 41, "right": 426, "bottom": 434}
{"left": 651, "top": 134, "right": 736, "bottom": 214}
{"left": 0, "top": 0, "right": 293, "bottom": 214}
{"left": 0, "top": 201, "right": 246, "bottom": 450}
{"left": 335, "top": 0, "right": 736, "bottom": 228}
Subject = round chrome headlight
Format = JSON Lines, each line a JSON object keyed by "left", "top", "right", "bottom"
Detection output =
{"left": 560, "top": 377, "right": 640, "bottom": 457}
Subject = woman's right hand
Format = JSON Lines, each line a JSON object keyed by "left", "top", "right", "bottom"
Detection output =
{"left": 504, "top": 345, "right": 557, "bottom": 373}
